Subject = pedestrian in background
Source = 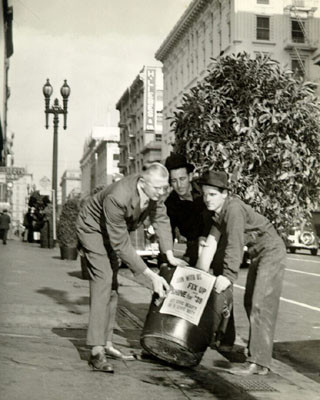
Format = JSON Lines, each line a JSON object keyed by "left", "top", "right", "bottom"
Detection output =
{"left": 197, "top": 170, "right": 286, "bottom": 376}
{"left": 77, "top": 162, "right": 185, "bottom": 372}
{"left": 23, "top": 207, "right": 36, "bottom": 243}
{"left": 0, "top": 209, "right": 11, "bottom": 245}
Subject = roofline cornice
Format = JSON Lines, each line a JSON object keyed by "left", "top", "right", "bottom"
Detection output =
{"left": 155, "top": 0, "right": 209, "bottom": 62}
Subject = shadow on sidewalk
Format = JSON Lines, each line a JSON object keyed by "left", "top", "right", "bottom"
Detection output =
{"left": 52, "top": 326, "right": 90, "bottom": 362}
{"left": 37, "top": 287, "right": 89, "bottom": 315}
{"left": 274, "top": 340, "right": 320, "bottom": 383}
{"left": 68, "top": 270, "right": 83, "bottom": 279}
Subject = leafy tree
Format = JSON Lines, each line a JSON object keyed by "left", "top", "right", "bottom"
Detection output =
{"left": 171, "top": 52, "right": 320, "bottom": 235}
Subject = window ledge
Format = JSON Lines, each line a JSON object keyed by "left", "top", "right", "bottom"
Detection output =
{"left": 252, "top": 40, "right": 276, "bottom": 46}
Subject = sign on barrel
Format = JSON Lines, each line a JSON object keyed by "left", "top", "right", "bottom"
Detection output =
{"left": 159, "top": 266, "right": 216, "bottom": 325}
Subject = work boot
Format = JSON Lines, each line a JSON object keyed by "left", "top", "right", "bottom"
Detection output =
{"left": 229, "top": 361, "right": 269, "bottom": 376}
{"left": 88, "top": 352, "right": 114, "bottom": 373}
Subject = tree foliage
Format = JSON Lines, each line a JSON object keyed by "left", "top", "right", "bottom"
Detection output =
{"left": 171, "top": 52, "right": 320, "bottom": 235}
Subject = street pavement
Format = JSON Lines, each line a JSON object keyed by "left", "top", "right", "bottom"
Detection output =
{"left": 0, "top": 240, "right": 319, "bottom": 400}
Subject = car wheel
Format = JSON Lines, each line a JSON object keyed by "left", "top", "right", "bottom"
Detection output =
{"left": 289, "top": 248, "right": 296, "bottom": 254}
{"left": 310, "top": 249, "right": 318, "bottom": 256}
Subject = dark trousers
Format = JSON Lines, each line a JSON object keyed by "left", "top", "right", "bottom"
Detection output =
{"left": 244, "top": 238, "right": 286, "bottom": 368}
{"left": 219, "top": 308, "right": 236, "bottom": 347}
{"left": 0, "top": 229, "right": 8, "bottom": 244}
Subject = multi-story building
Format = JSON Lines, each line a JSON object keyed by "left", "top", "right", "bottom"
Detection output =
{"left": 0, "top": 166, "right": 32, "bottom": 233}
{"left": 60, "top": 169, "right": 81, "bottom": 205}
{"left": 155, "top": 0, "right": 320, "bottom": 158}
{"left": 116, "top": 66, "right": 163, "bottom": 175}
{"left": 79, "top": 126, "right": 120, "bottom": 198}
{"left": 0, "top": 0, "right": 13, "bottom": 167}
{"left": 0, "top": 0, "right": 14, "bottom": 209}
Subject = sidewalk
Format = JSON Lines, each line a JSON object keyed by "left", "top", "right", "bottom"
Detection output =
{"left": 0, "top": 240, "right": 319, "bottom": 400}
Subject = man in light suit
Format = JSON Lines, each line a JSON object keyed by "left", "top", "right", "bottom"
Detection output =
{"left": 77, "top": 163, "right": 184, "bottom": 372}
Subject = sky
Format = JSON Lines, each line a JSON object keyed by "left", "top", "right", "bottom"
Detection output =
{"left": 8, "top": 0, "right": 191, "bottom": 187}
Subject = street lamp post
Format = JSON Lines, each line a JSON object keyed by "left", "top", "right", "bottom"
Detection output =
{"left": 42, "top": 79, "right": 70, "bottom": 241}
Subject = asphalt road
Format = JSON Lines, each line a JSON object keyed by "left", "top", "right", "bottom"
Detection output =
{"left": 235, "top": 250, "right": 320, "bottom": 342}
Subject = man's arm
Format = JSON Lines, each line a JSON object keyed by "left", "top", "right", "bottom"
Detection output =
{"left": 104, "top": 195, "right": 171, "bottom": 297}
{"left": 222, "top": 203, "right": 246, "bottom": 283}
{"left": 196, "top": 225, "right": 220, "bottom": 272}
{"left": 150, "top": 200, "right": 187, "bottom": 266}
{"left": 149, "top": 200, "right": 173, "bottom": 254}
{"left": 103, "top": 195, "right": 147, "bottom": 274}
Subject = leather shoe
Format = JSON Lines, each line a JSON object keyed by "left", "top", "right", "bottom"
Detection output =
{"left": 229, "top": 362, "right": 269, "bottom": 376}
{"left": 105, "top": 346, "right": 135, "bottom": 361}
{"left": 88, "top": 352, "right": 114, "bottom": 373}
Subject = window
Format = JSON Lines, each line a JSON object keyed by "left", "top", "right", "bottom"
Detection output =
{"left": 113, "top": 153, "right": 119, "bottom": 161}
{"left": 293, "top": 0, "right": 305, "bottom": 6}
{"left": 256, "top": 16, "right": 270, "bottom": 40}
{"left": 0, "top": 183, "right": 7, "bottom": 202}
{"left": 292, "top": 19, "right": 305, "bottom": 43}
{"left": 257, "top": 0, "right": 269, "bottom": 4}
{"left": 156, "top": 111, "right": 163, "bottom": 126}
{"left": 292, "top": 59, "right": 305, "bottom": 78}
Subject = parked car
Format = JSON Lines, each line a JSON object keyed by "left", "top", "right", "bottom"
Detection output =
{"left": 285, "top": 220, "right": 319, "bottom": 256}
{"left": 129, "top": 223, "right": 160, "bottom": 260}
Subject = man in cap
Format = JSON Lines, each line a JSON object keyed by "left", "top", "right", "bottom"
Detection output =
{"left": 164, "top": 153, "right": 210, "bottom": 266}
{"left": 197, "top": 170, "right": 286, "bottom": 375}
{"left": 77, "top": 162, "right": 185, "bottom": 372}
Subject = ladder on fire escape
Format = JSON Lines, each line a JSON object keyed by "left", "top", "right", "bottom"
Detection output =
{"left": 292, "top": 9, "right": 306, "bottom": 73}
{"left": 288, "top": 0, "right": 318, "bottom": 76}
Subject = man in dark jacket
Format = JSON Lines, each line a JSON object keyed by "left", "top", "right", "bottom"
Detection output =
{"left": 164, "top": 153, "right": 210, "bottom": 266}
{"left": 0, "top": 209, "right": 11, "bottom": 244}
{"left": 197, "top": 171, "right": 286, "bottom": 375}
{"left": 77, "top": 163, "right": 185, "bottom": 372}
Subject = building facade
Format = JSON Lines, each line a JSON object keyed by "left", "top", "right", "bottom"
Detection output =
{"left": 0, "top": 0, "right": 14, "bottom": 211}
{"left": 116, "top": 66, "right": 163, "bottom": 175}
{"left": 156, "top": 0, "right": 320, "bottom": 158}
{"left": 60, "top": 169, "right": 81, "bottom": 205}
{"left": 0, "top": 0, "right": 13, "bottom": 167}
{"left": 79, "top": 126, "right": 120, "bottom": 198}
{"left": 0, "top": 166, "right": 33, "bottom": 233}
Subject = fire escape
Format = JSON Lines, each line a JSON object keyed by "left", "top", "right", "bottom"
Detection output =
{"left": 284, "top": 0, "right": 318, "bottom": 76}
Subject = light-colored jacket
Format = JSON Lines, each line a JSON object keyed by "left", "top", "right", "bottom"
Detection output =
{"left": 76, "top": 174, "right": 173, "bottom": 273}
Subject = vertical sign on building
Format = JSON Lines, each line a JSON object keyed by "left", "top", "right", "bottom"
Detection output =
{"left": 144, "top": 67, "right": 156, "bottom": 131}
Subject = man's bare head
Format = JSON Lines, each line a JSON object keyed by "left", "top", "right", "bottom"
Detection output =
{"left": 140, "top": 163, "right": 169, "bottom": 201}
